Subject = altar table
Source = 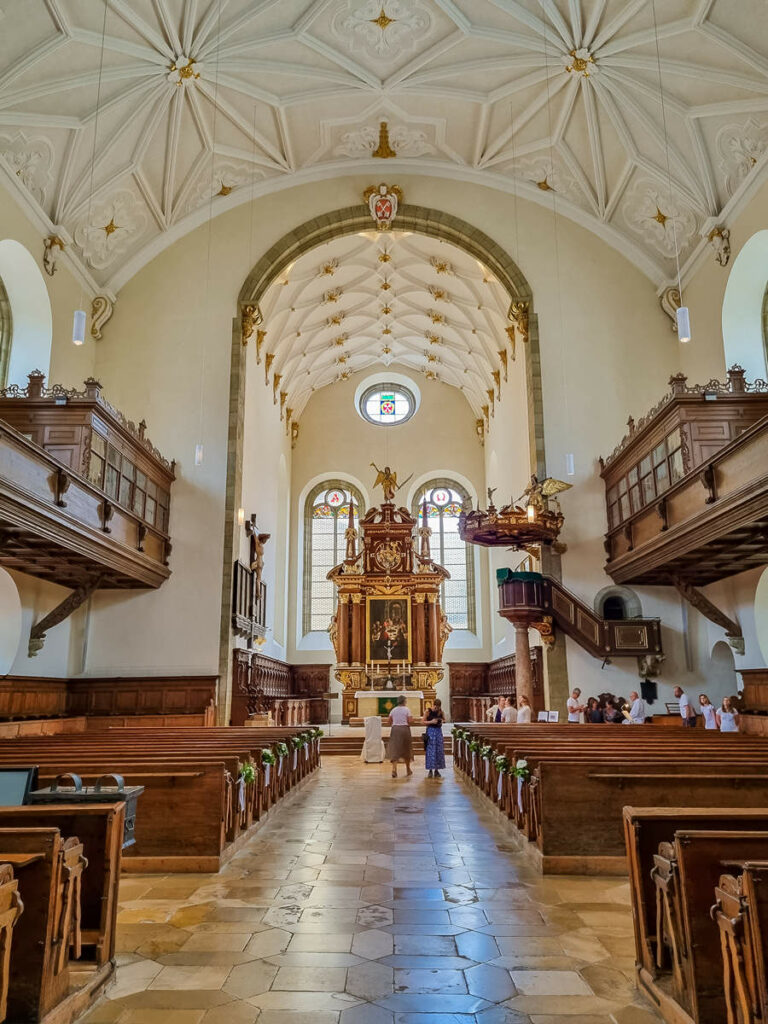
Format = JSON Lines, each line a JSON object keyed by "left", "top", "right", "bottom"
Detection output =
{"left": 354, "top": 691, "right": 424, "bottom": 719}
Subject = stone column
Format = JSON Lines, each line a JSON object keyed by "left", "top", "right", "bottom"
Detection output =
{"left": 427, "top": 593, "right": 440, "bottom": 664}
{"left": 414, "top": 593, "right": 426, "bottom": 664}
{"left": 351, "top": 594, "right": 363, "bottom": 664}
{"left": 515, "top": 622, "right": 534, "bottom": 705}
{"left": 337, "top": 595, "right": 350, "bottom": 664}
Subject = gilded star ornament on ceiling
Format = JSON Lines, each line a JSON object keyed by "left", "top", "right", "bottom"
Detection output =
{"left": 1, "top": 0, "right": 768, "bottom": 292}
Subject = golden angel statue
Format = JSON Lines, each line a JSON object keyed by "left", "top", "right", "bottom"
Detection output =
{"left": 370, "top": 463, "right": 412, "bottom": 502}
{"left": 517, "top": 474, "right": 572, "bottom": 510}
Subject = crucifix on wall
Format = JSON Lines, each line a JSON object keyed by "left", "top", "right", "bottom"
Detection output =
{"left": 245, "top": 514, "right": 270, "bottom": 586}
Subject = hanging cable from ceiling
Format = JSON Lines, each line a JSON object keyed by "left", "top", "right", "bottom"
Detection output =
{"left": 541, "top": 22, "right": 575, "bottom": 479}
{"left": 73, "top": 0, "right": 109, "bottom": 346}
{"left": 651, "top": 0, "right": 690, "bottom": 343}
{"left": 195, "top": 0, "right": 224, "bottom": 466}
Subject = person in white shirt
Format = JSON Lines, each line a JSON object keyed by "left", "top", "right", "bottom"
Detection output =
{"left": 516, "top": 695, "right": 532, "bottom": 724}
{"left": 717, "top": 696, "right": 740, "bottom": 733}
{"left": 486, "top": 698, "right": 503, "bottom": 722}
{"left": 566, "top": 688, "right": 584, "bottom": 723}
{"left": 699, "top": 694, "right": 718, "bottom": 730}
{"left": 623, "top": 691, "right": 646, "bottom": 725}
{"left": 501, "top": 695, "right": 517, "bottom": 724}
{"left": 674, "top": 686, "right": 696, "bottom": 728}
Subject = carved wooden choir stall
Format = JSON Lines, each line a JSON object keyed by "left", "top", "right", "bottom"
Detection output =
{"left": 328, "top": 472, "right": 451, "bottom": 723}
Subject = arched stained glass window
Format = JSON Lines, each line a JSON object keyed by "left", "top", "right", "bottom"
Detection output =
{"left": 303, "top": 480, "right": 363, "bottom": 635}
{"left": 412, "top": 480, "right": 475, "bottom": 633}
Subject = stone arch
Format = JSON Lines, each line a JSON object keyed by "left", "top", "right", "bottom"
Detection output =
{"left": 593, "top": 585, "right": 643, "bottom": 620}
{"left": 0, "top": 567, "right": 22, "bottom": 674}
{"left": 238, "top": 203, "right": 533, "bottom": 308}
{"left": 0, "top": 239, "right": 52, "bottom": 386}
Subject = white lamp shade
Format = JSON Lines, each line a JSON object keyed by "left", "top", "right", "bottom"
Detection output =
{"left": 72, "top": 309, "right": 86, "bottom": 345}
{"left": 676, "top": 305, "right": 691, "bottom": 343}
{"left": 194, "top": 443, "right": 204, "bottom": 466}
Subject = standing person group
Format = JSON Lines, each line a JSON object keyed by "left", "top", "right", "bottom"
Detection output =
{"left": 676, "top": 688, "right": 741, "bottom": 732}
{"left": 486, "top": 695, "right": 528, "bottom": 723}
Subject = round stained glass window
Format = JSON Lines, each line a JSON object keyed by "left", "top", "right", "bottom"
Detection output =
{"left": 359, "top": 383, "right": 416, "bottom": 426}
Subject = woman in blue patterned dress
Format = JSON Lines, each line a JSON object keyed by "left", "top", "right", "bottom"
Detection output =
{"left": 424, "top": 698, "right": 446, "bottom": 778}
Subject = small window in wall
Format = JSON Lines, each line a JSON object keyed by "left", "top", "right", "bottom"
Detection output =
{"left": 0, "top": 275, "right": 12, "bottom": 388}
{"left": 303, "top": 481, "right": 363, "bottom": 635}
{"left": 595, "top": 586, "right": 642, "bottom": 621}
{"left": 412, "top": 480, "right": 475, "bottom": 632}
{"left": 358, "top": 383, "right": 416, "bottom": 426}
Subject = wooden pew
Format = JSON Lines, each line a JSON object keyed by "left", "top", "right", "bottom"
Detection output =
{"left": 636, "top": 830, "right": 768, "bottom": 1024}
{"left": 0, "top": 826, "right": 111, "bottom": 1024}
{"left": 713, "top": 861, "right": 768, "bottom": 1024}
{"left": 0, "top": 863, "right": 22, "bottom": 1023}
{"left": 0, "top": 805, "right": 124, "bottom": 967}
{"left": 0, "top": 726, "right": 321, "bottom": 872}
{"left": 453, "top": 724, "right": 768, "bottom": 873}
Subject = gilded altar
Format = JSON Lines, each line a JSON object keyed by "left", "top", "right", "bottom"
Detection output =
{"left": 328, "top": 494, "right": 451, "bottom": 723}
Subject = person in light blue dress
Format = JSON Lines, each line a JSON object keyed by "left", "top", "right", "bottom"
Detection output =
{"left": 424, "top": 698, "right": 446, "bottom": 778}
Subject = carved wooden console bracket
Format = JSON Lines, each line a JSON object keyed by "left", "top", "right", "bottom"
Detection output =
{"left": 671, "top": 575, "right": 744, "bottom": 653}
{"left": 28, "top": 575, "right": 103, "bottom": 657}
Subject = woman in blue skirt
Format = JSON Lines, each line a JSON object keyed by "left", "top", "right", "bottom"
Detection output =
{"left": 424, "top": 698, "right": 446, "bottom": 778}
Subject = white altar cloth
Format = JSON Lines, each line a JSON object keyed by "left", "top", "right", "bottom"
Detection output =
{"left": 354, "top": 691, "right": 425, "bottom": 700}
{"left": 361, "top": 716, "right": 385, "bottom": 763}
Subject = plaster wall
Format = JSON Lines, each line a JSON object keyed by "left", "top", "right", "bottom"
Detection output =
{"left": 287, "top": 366, "right": 489, "bottom": 717}
{"left": 1, "top": 168, "right": 763, "bottom": 699}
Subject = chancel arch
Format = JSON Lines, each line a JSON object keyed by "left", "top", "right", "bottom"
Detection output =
{"left": 722, "top": 229, "right": 768, "bottom": 381}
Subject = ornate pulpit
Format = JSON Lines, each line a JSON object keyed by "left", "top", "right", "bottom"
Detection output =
{"left": 328, "top": 474, "right": 452, "bottom": 723}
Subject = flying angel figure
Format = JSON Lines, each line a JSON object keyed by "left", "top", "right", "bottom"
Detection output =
{"left": 370, "top": 463, "right": 412, "bottom": 502}
{"left": 517, "top": 474, "right": 572, "bottom": 510}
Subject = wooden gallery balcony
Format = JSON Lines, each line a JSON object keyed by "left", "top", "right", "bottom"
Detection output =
{"left": 0, "top": 372, "right": 175, "bottom": 594}
{"left": 600, "top": 366, "right": 768, "bottom": 586}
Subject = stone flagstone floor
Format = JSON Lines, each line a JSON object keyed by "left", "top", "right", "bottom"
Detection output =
{"left": 80, "top": 757, "right": 662, "bottom": 1024}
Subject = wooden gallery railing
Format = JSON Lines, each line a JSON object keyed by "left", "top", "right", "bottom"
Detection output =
{"left": 600, "top": 365, "right": 768, "bottom": 586}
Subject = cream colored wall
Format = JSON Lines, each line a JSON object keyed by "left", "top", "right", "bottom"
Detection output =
{"left": 682, "top": 175, "right": 768, "bottom": 383}
{"left": 288, "top": 367, "right": 489, "bottom": 692}
{"left": 2, "top": 166, "right": 764, "bottom": 695}
{"left": 237, "top": 353, "right": 293, "bottom": 662}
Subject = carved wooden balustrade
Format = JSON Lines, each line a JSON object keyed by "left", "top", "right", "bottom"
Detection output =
{"left": 231, "top": 650, "right": 327, "bottom": 726}
{"left": 600, "top": 366, "right": 768, "bottom": 586}
{"left": 0, "top": 372, "right": 174, "bottom": 591}
{"left": 447, "top": 651, "right": 545, "bottom": 721}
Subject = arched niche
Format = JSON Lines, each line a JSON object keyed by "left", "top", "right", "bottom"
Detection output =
{"left": 0, "top": 568, "right": 22, "bottom": 674}
{"left": 708, "top": 640, "right": 738, "bottom": 703}
{"left": 722, "top": 230, "right": 768, "bottom": 381}
{"left": 593, "top": 585, "right": 643, "bottom": 620}
{"left": 0, "top": 239, "right": 52, "bottom": 386}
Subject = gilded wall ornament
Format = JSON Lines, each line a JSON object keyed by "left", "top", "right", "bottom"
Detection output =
{"left": 332, "top": 0, "right": 431, "bottom": 60}
{"left": 335, "top": 122, "right": 433, "bottom": 159}
{"left": 508, "top": 301, "right": 529, "bottom": 345}
{"left": 91, "top": 295, "right": 114, "bottom": 339}
{"left": 707, "top": 226, "right": 731, "bottom": 267}
{"left": 42, "top": 234, "right": 65, "bottom": 276}
{"left": 241, "top": 304, "right": 262, "bottom": 348}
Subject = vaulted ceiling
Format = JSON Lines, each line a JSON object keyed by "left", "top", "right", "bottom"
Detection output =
{"left": 259, "top": 229, "right": 513, "bottom": 417}
{"left": 1, "top": 0, "right": 768, "bottom": 296}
